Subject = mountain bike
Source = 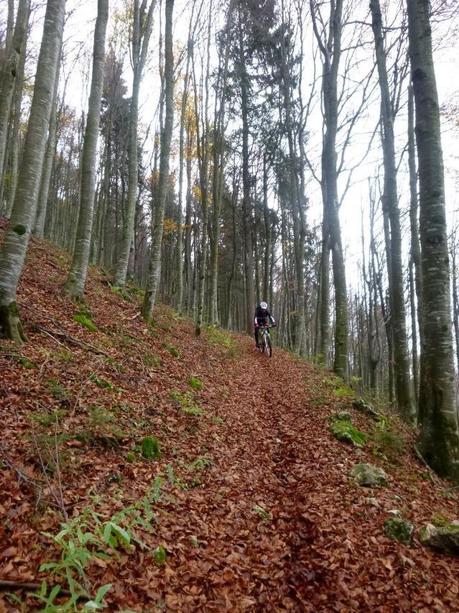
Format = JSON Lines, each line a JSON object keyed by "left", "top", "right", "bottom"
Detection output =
{"left": 259, "top": 324, "right": 273, "bottom": 357}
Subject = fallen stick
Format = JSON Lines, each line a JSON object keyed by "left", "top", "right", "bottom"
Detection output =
{"left": 33, "top": 324, "right": 112, "bottom": 358}
{"left": 0, "top": 580, "right": 41, "bottom": 591}
{"left": 0, "top": 579, "right": 71, "bottom": 596}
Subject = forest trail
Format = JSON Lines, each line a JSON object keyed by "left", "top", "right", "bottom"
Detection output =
{"left": 1, "top": 231, "right": 459, "bottom": 611}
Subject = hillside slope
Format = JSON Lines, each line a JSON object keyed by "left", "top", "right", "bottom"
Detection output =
{"left": 1, "top": 232, "right": 458, "bottom": 611}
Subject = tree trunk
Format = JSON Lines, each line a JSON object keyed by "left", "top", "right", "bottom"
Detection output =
{"left": 65, "top": 0, "right": 109, "bottom": 298}
{"left": 408, "top": 84, "right": 422, "bottom": 406}
{"left": 407, "top": 0, "right": 459, "bottom": 481}
{"left": 311, "top": 0, "right": 348, "bottom": 378}
{"left": 114, "top": 0, "right": 155, "bottom": 286}
{"left": 34, "top": 48, "right": 62, "bottom": 238}
{"left": 142, "top": 0, "right": 175, "bottom": 320}
{"left": 239, "top": 15, "right": 254, "bottom": 334}
{"left": 0, "top": 0, "right": 30, "bottom": 192}
{"left": 0, "top": 0, "right": 66, "bottom": 343}
{"left": 370, "top": 0, "right": 414, "bottom": 421}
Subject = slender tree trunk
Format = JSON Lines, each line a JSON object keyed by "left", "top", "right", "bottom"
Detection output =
{"left": 184, "top": 119, "right": 193, "bottom": 314}
{"left": 311, "top": 0, "right": 348, "bottom": 378}
{"left": 0, "top": 0, "right": 30, "bottom": 192}
{"left": 370, "top": 0, "right": 414, "bottom": 420}
{"left": 407, "top": 0, "right": 459, "bottom": 480}
{"left": 114, "top": 0, "right": 155, "bottom": 286}
{"left": 1, "top": 12, "right": 28, "bottom": 219}
{"left": 65, "top": 0, "right": 109, "bottom": 298}
{"left": 0, "top": 0, "right": 66, "bottom": 342}
{"left": 34, "top": 48, "right": 62, "bottom": 237}
{"left": 408, "top": 84, "right": 422, "bottom": 406}
{"left": 142, "top": 0, "right": 174, "bottom": 320}
{"left": 239, "top": 15, "right": 254, "bottom": 334}
{"left": 176, "top": 45, "right": 191, "bottom": 314}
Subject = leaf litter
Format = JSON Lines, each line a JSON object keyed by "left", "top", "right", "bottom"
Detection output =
{"left": 0, "top": 227, "right": 458, "bottom": 611}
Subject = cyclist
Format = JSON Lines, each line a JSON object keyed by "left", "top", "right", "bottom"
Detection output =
{"left": 254, "top": 301, "right": 276, "bottom": 349}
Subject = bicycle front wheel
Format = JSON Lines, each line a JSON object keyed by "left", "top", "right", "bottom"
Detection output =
{"left": 264, "top": 334, "right": 272, "bottom": 358}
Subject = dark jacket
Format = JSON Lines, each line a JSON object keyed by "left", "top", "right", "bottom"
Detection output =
{"left": 254, "top": 305, "right": 275, "bottom": 327}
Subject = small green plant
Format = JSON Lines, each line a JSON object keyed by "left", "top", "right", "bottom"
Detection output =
{"left": 89, "top": 373, "right": 115, "bottom": 390}
{"left": 211, "top": 416, "right": 224, "bottom": 426}
{"left": 104, "top": 356, "right": 125, "bottom": 373}
{"left": 204, "top": 325, "right": 236, "bottom": 357}
{"left": 30, "top": 408, "right": 66, "bottom": 427}
{"left": 141, "top": 436, "right": 161, "bottom": 460}
{"left": 170, "top": 390, "right": 204, "bottom": 416}
{"left": 384, "top": 517, "right": 414, "bottom": 545}
{"left": 143, "top": 354, "right": 162, "bottom": 368}
{"left": 74, "top": 311, "right": 98, "bottom": 332}
{"left": 333, "top": 384, "right": 354, "bottom": 399}
{"left": 372, "top": 422, "right": 405, "bottom": 461}
{"left": 47, "top": 378, "right": 70, "bottom": 402}
{"left": 153, "top": 545, "right": 167, "bottom": 565}
{"left": 17, "top": 355, "right": 36, "bottom": 369}
{"left": 182, "top": 404, "right": 204, "bottom": 416}
{"left": 431, "top": 512, "right": 451, "bottom": 528}
{"left": 165, "top": 464, "right": 188, "bottom": 490}
{"left": 188, "top": 376, "right": 203, "bottom": 391}
{"left": 110, "top": 284, "right": 132, "bottom": 302}
{"left": 165, "top": 344, "right": 180, "bottom": 358}
{"left": 190, "top": 456, "right": 212, "bottom": 471}
{"left": 77, "top": 406, "right": 124, "bottom": 447}
{"left": 252, "top": 504, "right": 272, "bottom": 522}
{"left": 330, "top": 415, "right": 366, "bottom": 447}
{"left": 34, "top": 477, "right": 163, "bottom": 610}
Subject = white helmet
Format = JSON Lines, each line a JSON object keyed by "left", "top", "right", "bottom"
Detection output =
{"left": 260, "top": 301, "right": 268, "bottom": 310}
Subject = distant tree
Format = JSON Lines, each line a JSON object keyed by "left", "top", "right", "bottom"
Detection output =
{"left": 114, "top": 0, "right": 155, "bottom": 286}
{"left": 142, "top": 0, "right": 175, "bottom": 320}
{"left": 65, "top": 0, "right": 109, "bottom": 298}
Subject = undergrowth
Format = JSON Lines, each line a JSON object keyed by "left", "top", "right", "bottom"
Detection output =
{"left": 32, "top": 477, "right": 163, "bottom": 611}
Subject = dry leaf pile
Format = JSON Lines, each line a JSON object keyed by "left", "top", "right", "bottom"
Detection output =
{"left": 0, "top": 230, "right": 458, "bottom": 611}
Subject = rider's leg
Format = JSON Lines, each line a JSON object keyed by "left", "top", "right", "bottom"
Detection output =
{"left": 254, "top": 327, "right": 260, "bottom": 348}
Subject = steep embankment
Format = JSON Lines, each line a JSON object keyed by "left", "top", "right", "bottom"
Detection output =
{"left": 1, "top": 229, "right": 458, "bottom": 611}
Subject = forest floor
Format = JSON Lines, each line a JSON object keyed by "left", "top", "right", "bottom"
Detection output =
{"left": 1, "top": 227, "right": 459, "bottom": 612}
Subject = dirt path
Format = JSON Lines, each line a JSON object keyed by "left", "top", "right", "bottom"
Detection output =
{"left": 125, "top": 340, "right": 459, "bottom": 612}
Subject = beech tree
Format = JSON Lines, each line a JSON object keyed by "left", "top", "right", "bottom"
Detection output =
{"left": 142, "top": 0, "right": 175, "bottom": 320}
{"left": 370, "top": 0, "right": 414, "bottom": 421}
{"left": 0, "top": 0, "right": 66, "bottom": 342}
{"left": 114, "top": 0, "right": 155, "bottom": 287}
{"left": 407, "top": 0, "right": 459, "bottom": 480}
{"left": 65, "top": 0, "right": 109, "bottom": 298}
{"left": 0, "top": 0, "right": 30, "bottom": 203}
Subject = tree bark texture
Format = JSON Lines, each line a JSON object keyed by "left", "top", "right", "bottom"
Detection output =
{"left": 0, "top": 0, "right": 30, "bottom": 190}
{"left": 370, "top": 0, "right": 414, "bottom": 421}
{"left": 142, "top": 0, "right": 175, "bottom": 320}
{"left": 0, "top": 0, "right": 66, "bottom": 342}
{"left": 65, "top": 0, "right": 109, "bottom": 298}
{"left": 114, "top": 0, "right": 155, "bottom": 286}
{"left": 407, "top": 0, "right": 459, "bottom": 481}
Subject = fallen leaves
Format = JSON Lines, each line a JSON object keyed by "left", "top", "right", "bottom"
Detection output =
{"left": 0, "top": 230, "right": 459, "bottom": 611}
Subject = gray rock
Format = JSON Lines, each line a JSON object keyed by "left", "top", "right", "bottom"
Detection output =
{"left": 352, "top": 398, "right": 380, "bottom": 420}
{"left": 419, "top": 522, "right": 459, "bottom": 555}
{"left": 350, "top": 463, "right": 387, "bottom": 487}
{"left": 384, "top": 517, "right": 414, "bottom": 545}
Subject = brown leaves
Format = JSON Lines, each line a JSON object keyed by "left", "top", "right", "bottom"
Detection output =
{"left": 0, "top": 231, "right": 459, "bottom": 611}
